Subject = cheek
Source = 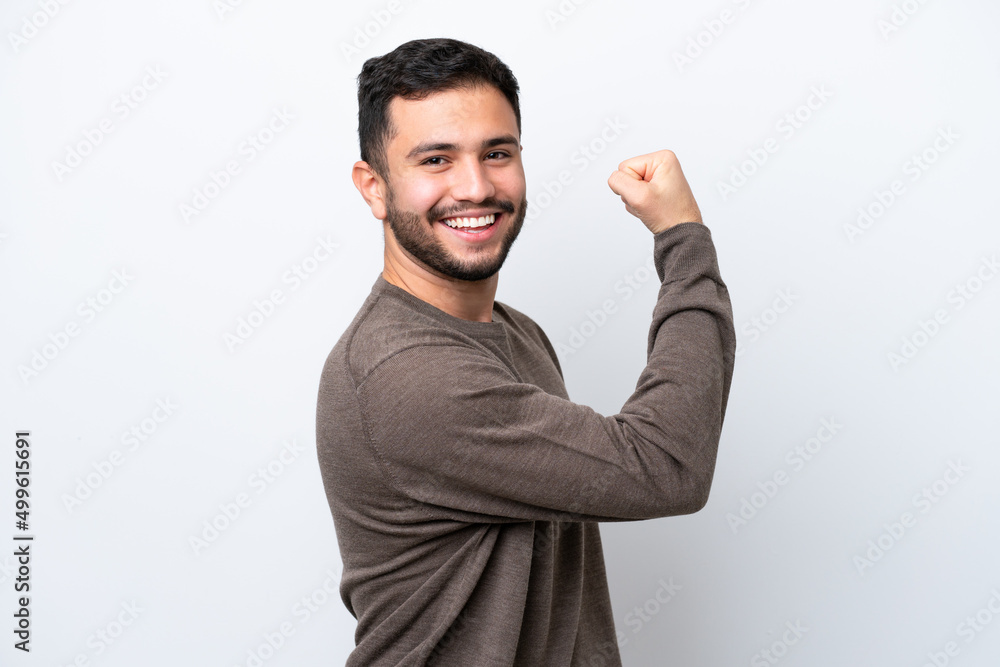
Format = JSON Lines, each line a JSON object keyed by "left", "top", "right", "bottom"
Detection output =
{"left": 495, "top": 165, "right": 526, "bottom": 198}
{"left": 399, "top": 178, "right": 448, "bottom": 214}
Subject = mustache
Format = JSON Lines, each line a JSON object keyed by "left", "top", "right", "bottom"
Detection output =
{"left": 430, "top": 198, "right": 516, "bottom": 221}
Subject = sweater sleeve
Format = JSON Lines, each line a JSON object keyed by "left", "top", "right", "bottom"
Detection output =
{"left": 357, "top": 222, "right": 736, "bottom": 524}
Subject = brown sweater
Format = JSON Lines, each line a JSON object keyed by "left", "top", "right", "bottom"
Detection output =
{"left": 315, "top": 221, "right": 736, "bottom": 666}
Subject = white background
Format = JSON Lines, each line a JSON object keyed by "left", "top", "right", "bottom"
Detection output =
{"left": 2, "top": 0, "right": 999, "bottom": 665}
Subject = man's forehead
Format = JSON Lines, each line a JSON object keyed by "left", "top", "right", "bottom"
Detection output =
{"left": 386, "top": 86, "right": 518, "bottom": 151}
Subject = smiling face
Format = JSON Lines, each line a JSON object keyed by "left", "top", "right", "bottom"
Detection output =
{"left": 377, "top": 84, "right": 528, "bottom": 283}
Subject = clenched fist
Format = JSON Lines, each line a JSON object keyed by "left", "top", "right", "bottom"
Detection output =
{"left": 607, "top": 150, "right": 702, "bottom": 234}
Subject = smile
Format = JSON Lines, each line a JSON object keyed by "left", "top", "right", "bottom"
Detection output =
{"left": 441, "top": 213, "right": 496, "bottom": 230}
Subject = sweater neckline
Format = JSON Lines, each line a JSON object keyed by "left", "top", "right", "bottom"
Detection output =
{"left": 372, "top": 274, "right": 509, "bottom": 337}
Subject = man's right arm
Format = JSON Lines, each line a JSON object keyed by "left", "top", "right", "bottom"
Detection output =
{"left": 355, "top": 218, "right": 735, "bottom": 524}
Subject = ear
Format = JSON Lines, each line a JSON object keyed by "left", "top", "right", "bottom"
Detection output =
{"left": 352, "top": 161, "right": 387, "bottom": 221}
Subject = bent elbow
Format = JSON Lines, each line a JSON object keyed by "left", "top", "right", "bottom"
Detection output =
{"left": 688, "top": 475, "right": 713, "bottom": 513}
{"left": 651, "top": 467, "right": 715, "bottom": 518}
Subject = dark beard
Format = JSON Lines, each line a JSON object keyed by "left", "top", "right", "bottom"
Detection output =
{"left": 384, "top": 188, "right": 527, "bottom": 282}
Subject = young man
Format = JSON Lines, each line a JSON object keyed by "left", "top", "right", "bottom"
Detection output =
{"left": 316, "top": 37, "right": 736, "bottom": 666}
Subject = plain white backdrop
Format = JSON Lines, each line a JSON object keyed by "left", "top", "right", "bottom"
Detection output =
{"left": 2, "top": 0, "right": 999, "bottom": 665}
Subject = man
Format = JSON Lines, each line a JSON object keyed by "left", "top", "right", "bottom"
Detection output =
{"left": 316, "top": 37, "right": 735, "bottom": 666}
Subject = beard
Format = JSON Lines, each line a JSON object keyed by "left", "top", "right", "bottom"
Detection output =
{"left": 383, "top": 186, "right": 527, "bottom": 282}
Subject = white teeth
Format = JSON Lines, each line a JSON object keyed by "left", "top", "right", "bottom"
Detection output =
{"left": 443, "top": 214, "right": 496, "bottom": 229}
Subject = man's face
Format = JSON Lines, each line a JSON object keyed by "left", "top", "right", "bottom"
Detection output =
{"left": 378, "top": 84, "right": 527, "bottom": 282}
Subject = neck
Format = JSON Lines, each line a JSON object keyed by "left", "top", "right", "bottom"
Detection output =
{"left": 382, "top": 246, "right": 498, "bottom": 324}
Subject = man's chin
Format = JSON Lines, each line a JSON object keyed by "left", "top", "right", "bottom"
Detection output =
{"left": 385, "top": 198, "right": 526, "bottom": 283}
{"left": 447, "top": 264, "right": 502, "bottom": 282}
{"left": 425, "top": 253, "right": 505, "bottom": 283}
{"left": 391, "top": 233, "right": 504, "bottom": 283}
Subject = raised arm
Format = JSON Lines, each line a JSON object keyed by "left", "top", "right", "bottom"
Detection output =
{"left": 358, "top": 155, "right": 735, "bottom": 521}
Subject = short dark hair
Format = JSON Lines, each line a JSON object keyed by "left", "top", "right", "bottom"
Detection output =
{"left": 356, "top": 38, "right": 521, "bottom": 181}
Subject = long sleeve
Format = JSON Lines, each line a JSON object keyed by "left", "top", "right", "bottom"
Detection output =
{"left": 354, "top": 221, "right": 736, "bottom": 524}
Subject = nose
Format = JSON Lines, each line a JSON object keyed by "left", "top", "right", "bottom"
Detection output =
{"left": 449, "top": 157, "right": 496, "bottom": 202}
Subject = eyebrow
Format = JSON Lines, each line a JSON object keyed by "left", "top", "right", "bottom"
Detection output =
{"left": 406, "top": 134, "right": 519, "bottom": 161}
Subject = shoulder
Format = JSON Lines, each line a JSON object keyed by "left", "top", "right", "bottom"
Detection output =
{"left": 493, "top": 299, "right": 544, "bottom": 340}
{"left": 320, "top": 287, "right": 484, "bottom": 391}
{"left": 493, "top": 300, "right": 564, "bottom": 377}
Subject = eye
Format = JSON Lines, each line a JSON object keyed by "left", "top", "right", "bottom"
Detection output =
{"left": 422, "top": 156, "right": 445, "bottom": 166}
{"left": 486, "top": 151, "right": 510, "bottom": 160}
